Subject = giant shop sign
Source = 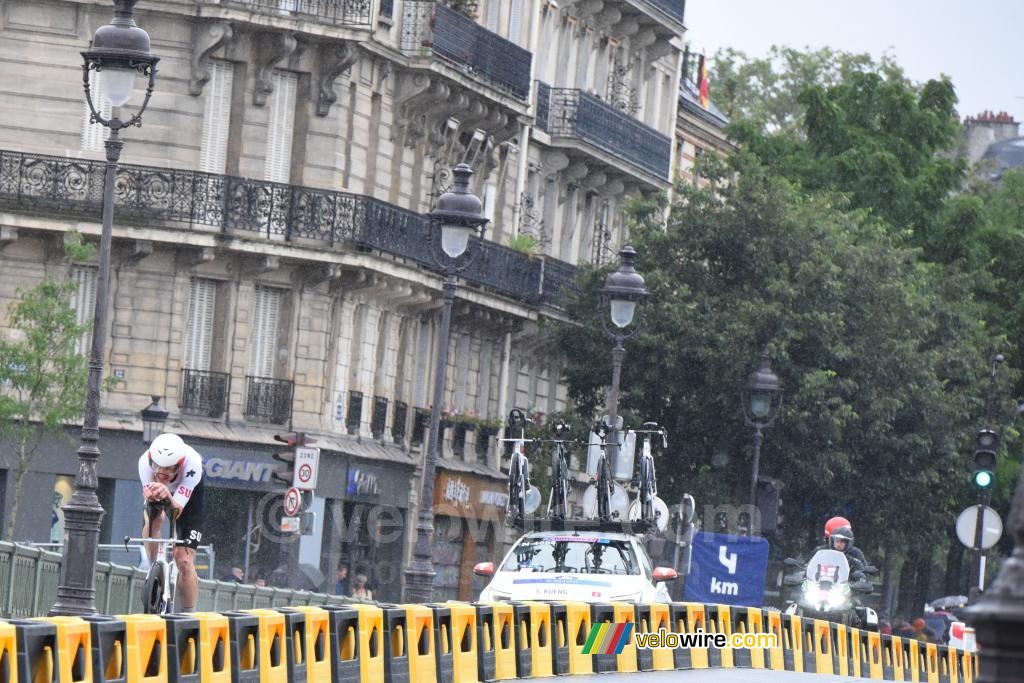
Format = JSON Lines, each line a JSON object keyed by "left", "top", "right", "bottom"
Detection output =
{"left": 433, "top": 471, "right": 509, "bottom": 518}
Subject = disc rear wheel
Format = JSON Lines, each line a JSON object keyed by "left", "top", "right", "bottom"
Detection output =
{"left": 142, "top": 562, "right": 165, "bottom": 614}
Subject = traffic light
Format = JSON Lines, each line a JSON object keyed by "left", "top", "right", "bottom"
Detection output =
{"left": 273, "top": 431, "right": 305, "bottom": 487}
{"left": 755, "top": 476, "right": 783, "bottom": 532}
{"left": 973, "top": 428, "right": 998, "bottom": 490}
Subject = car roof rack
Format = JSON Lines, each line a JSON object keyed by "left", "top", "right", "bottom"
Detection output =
{"left": 511, "top": 517, "right": 657, "bottom": 535}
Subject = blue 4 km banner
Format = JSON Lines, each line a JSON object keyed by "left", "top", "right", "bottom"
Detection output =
{"left": 683, "top": 532, "right": 770, "bottom": 607}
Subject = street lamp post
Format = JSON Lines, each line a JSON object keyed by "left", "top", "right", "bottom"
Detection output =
{"left": 140, "top": 395, "right": 169, "bottom": 444}
{"left": 403, "top": 164, "right": 488, "bottom": 604}
{"left": 742, "top": 352, "right": 783, "bottom": 517}
{"left": 963, "top": 402, "right": 1024, "bottom": 683}
{"left": 50, "top": 0, "right": 158, "bottom": 616}
{"left": 599, "top": 246, "right": 648, "bottom": 480}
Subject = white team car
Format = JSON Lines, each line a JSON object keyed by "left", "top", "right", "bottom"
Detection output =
{"left": 476, "top": 530, "right": 678, "bottom": 603}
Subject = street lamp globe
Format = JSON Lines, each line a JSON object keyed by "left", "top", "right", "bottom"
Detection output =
{"left": 430, "top": 164, "right": 488, "bottom": 260}
{"left": 140, "top": 395, "right": 169, "bottom": 444}
{"left": 82, "top": 0, "right": 159, "bottom": 111}
{"left": 744, "top": 352, "right": 782, "bottom": 425}
{"left": 601, "top": 246, "right": 648, "bottom": 329}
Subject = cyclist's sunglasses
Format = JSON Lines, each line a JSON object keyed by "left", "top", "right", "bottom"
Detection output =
{"left": 149, "top": 457, "right": 181, "bottom": 474}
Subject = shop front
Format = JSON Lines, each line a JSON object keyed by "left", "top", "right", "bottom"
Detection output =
{"left": 432, "top": 467, "right": 509, "bottom": 601}
{"left": 319, "top": 460, "right": 411, "bottom": 603}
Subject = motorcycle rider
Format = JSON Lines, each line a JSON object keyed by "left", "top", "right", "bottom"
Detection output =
{"left": 826, "top": 525, "right": 867, "bottom": 581}
{"left": 817, "top": 516, "right": 869, "bottom": 570}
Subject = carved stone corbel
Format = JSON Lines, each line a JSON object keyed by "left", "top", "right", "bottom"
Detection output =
{"left": 632, "top": 28, "right": 657, "bottom": 50}
{"left": 580, "top": 170, "right": 607, "bottom": 191}
{"left": 563, "top": 161, "right": 589, "bottom": 185}
{"left": 291, "top": 263, "right": 343, "bottom": 288}
{"left": 0, "top": 226, "right": 17, "bottom": 253}
{"left": 457, "top": 99, "right": 488, "bottom": 132}
{"left": 189, "top": 21, "right": 234, "bottom": 96}
{"left": 610, "top": 16, "right": 639, "bottom": 38}
{"left": 174, "top": 246, "right": 217, "bottom": 270}
{"left": 315, "top": 42, "right": 359, "bottom": 117}
{"left": 240, "top": 255, "right": 281, "bottom": 276}
{"left": 253, "top": 32, "right": 299, "bottom": 106}
{"left": 592, "top": 6, "right": 621, "bottom": 30}
{"left": 541, "top": 151, "right": 570, "bottom": 176}
{"left": 599, "top": 179, "right": 625, "bottom": 197}
{"left": 394, "top": 72, "right": 435, "bottom": 144}
{"left": 647, "top": 37, "right": 675, "bottom": 62}
{"left": 115, "top": 240, "right": 154, "bottom": 267}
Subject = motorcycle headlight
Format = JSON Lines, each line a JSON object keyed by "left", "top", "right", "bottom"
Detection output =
{"left": 826, "top": 586, "right": 848, "bottom": 608}
{"left": 803, "top": 582, "right": 822, "bottom": 604}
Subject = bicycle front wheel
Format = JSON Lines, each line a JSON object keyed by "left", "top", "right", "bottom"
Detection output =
{"left": 507, "top": 454, "right": 525, "bottom": 523}
{"left": 142, "top": 562, "right": 166, "bottom": 614}
{"left": 597, "top": 458, "right": 612, "bottom": 522}
{"left": 640, "top": 457, "right": 655, "bottom": 522}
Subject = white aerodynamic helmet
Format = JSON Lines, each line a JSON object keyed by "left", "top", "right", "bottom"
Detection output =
{"left": 148, "top": 433, "right": 187, "bottom": 468}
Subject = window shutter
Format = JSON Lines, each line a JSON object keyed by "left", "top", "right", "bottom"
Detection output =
{"left": 80, "top": 70, "right": 111, "bottom": 152}
{"left": 508, "top": 0, "right": 524, "bottom": 44}
{"left": 70, "top": 266, "right": 98, "bottom": 355}
{"left": 249, "top": 286, "right": 281, "bottom": 377}
{"left": 485, "top": 0, "right": 500, "bottom": 32}
{"left": 185, "top": 278, "right": 217, "bottom": 371}
{"left": 199, "top": 60, "right": 234, "bottom": 174}
{"left": 264, "top": 70, "right": 297, "bottom": 183}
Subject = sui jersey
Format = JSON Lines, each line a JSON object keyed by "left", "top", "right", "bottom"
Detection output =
{"left": 138, "top": 445, "right": 204, "bottom": 510}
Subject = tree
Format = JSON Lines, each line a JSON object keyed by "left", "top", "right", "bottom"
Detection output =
{"left": 553, "top": 153, "right": 999, "bottom": 563}
{"left": 0, "top": 234, "right": 93, "bottom": 540}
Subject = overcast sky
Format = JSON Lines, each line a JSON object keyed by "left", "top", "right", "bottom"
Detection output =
{"left": 685, "top": 0, "right": 1024, "bottom": 125}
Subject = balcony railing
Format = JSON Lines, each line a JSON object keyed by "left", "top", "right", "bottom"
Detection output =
{"left": 401, "top": 2, "right": 532, "bottom": 101}
{"left": 214, "top": 0, "right": 372, "bottom": 27}
{"left": 0, "top": 148, "right": 576, "bottom": 305}
{"left": 534, "top": 83, "right": 672, "bottom": 182}
{"left": 180, "top": 369, "right": 231, "bottom": 418}
{"left": 244, "top": 376, "right": 293, "bottom": 424}
{"left": 640, "top": 0, "right": 686, "bottom": 27}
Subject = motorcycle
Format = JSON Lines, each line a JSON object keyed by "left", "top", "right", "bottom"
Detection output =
{"left": 783, "top": 549, "right": 879, "bottom": 631}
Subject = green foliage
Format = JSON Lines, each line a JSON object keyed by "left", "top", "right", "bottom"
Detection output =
{"left": 552, "top": 154, "right": 1003, "bottom": 562}
{"left": 506, "top": 232, "right": 540, "bottom": 255}
{"left": 0, "top": 232, "right": 93, "bottom": 539}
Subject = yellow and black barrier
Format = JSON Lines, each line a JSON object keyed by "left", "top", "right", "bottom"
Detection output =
{"left": 83, "top": 614, "right": 128, "bottom": 683}
{"left": 403, "top": 604, "right": 437, "bottom": 683}
{"left": 444, "top": 602, "right": 477, "bottom": 683}
{"left": 1, "top": 600, "right": 983, "bottom": 682}
{"left": 280, "top": 606, "right": 332, "bottom": 683}
{"left": 159, "top": 614, "right": 201, "bottom": 683}
{"left": 548, "top": 602, "right": 569, "bottom": 676}
{"left": 119, "top": 614, "right": 167, "bottom": 683}
{"left": 429, "top": 604, "right": 455, "bottom": 683}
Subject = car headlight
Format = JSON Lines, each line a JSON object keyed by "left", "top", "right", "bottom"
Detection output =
{"left": 803, "top": 582, "right": 822, "bottom": 604}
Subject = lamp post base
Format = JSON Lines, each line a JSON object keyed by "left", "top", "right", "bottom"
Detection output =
{"left": 49, "top": 501, "right": 104, "bottom": 616}
{"left": 967, "top": 596, "right": 1024, "bottom": 682}
{"left": 403, "top": 563, "right": 436, "bottom": 605}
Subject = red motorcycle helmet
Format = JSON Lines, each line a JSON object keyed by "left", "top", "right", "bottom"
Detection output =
{"left": 824, "top": 516, "right": 852, "bottom": 541}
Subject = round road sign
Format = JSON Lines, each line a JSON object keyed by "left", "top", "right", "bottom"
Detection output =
{"left": 956, "top": 505, "right": 1002, "bottom": 550}
{"left": 284, "top": 487, "right": 302, "bottom": 517}
{"left": 298, "top": 463, "right": 313, "bottom": 485}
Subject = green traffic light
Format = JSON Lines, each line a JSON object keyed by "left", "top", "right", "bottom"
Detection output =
{"left": 974, "top": 470, "right": 994, "bottom": 488}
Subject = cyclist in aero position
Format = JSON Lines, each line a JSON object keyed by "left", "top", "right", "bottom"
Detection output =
{"left": 139, "top": 433, "right": 205, "bottom": 613}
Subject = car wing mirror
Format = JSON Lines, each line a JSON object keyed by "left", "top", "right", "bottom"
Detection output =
{"left": 652, "top": 567, "right": 678, "bottom": 582}
{"left": 473, "top": 562, "right": 495, "bottom": 577}
{"left": 783, "top": 558, "right": 803, "bottom": 568}
{"left": 853, "top": 581, "right": 874, "bottom": 593}
{"left": 783, "top": 575, "right": 803, "bottom": 587}
{"left": 862, "top": 565, "right": 879, "bottom": 575}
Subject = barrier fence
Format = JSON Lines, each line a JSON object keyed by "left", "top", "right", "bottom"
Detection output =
{"left": 0, "top": 601, "right": 979, "bottom": 682}
{"left": 0, "top": 541, "right": 980, "bottom": 681}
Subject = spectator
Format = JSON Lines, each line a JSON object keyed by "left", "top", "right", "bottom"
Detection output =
{"left": 879, "top": 620, "right": 892, "bottom": 636}
{"left": 351, "top": 573, "right": 373, "bottom": 600}
{"left": 335, "top": 564, "right": 349, "bottom": 595}
{"left": 911, "top": 618, "right": 933, "bottom": 643}
{"left": 254, "top": 576, "right": 267, "bottom": 588}
{"left": 223, "top": 566, "right": 244, "bottom": 583}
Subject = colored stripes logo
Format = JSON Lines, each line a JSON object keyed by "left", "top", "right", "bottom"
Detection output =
{"left": 581, "top": 622, "right": 635, "bottom": 655}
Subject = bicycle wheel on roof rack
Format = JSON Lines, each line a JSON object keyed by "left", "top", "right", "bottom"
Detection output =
{"left": 142, "top": 561, "right": 165, "bottom": 614}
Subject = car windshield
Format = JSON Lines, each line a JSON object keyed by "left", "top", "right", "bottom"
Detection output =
{"left": 500, "top": 536, "right": 639, "bottom": 575}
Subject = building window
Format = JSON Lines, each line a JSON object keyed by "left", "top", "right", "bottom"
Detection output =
{"left": 185, "top": 278, "right": 217, "bottom": 371}
{"left": 264, "top": 70, "right": 297, "bottom": 183}
{"left": 199, "top": 60, "right": 234, "bottom": 175}
{"left": 249, "top": 285, "right": 282, "bottom": 378}
{"left": 80, "top": 69, "right": 111, "bottom": 152}
{"left": 69, "top": 265, "right": 97, "bottom": 355}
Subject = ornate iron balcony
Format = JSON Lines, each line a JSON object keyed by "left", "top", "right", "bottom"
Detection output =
{"left": 180, "top": 369, "right": 231, "bottom": 418}
{"left": 640, "top": 0, "right": 686, "bottom": 27}
{"left": 0, "top": 148, "right": 576, "bottom": 305}
{"left": 214, "top": 0, "right": 372, "bottom": 27}
{"left": 534, "top": 83, "right": 672, "bottom": 182}
{"left": 244, "top": 376, "right": 294, "bottom": 425}
{"left": 401, "top": 2, "right": 532, "bottom": 101}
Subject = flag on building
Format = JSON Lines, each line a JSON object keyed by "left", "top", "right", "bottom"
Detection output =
{"left": 699, "top": 51, "right": 710, "bottom": 109}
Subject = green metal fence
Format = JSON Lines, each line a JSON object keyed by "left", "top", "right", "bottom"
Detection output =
{"left": 0, "top": 541, "right": 357, "bottom": 617}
